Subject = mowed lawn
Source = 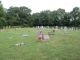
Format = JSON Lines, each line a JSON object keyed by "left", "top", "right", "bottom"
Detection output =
{"left": 0, "top": 28, "right": 80, "bottom": 60}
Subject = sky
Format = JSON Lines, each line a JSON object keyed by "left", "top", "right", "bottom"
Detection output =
{"left": 2, "top": 0, "right": 80, "bottom": 13}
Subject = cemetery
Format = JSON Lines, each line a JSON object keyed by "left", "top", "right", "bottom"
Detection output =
{"left": 0, "top": 27, "right": 80, "bottom": 60}
{"left": 0, "top": 0, "right": 80, "bottom": 60}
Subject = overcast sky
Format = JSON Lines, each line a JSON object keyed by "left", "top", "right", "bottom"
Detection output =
{"left": 2, "top": 0, "right": 80, "bottom": 13}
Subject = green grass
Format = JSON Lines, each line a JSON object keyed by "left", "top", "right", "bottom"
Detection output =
{"left": 0, "top": 28, "right": 80, "bottom": 60}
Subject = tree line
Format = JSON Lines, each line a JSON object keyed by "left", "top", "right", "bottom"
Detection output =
{"left": 0, "top": 1, "right": 80, "bottom": 28}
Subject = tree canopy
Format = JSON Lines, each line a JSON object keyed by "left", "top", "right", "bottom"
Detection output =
{"left": 0, "top": 1, "right": 80, "bottom": 28}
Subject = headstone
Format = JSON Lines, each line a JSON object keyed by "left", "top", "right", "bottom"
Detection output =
{"left": 15, "top": 42, "right": 25, "bottom": 47}
{"left": 64, "top": 26, "right": 68, "bottom": 34}
{"left": 41, "top": 26, "right": 44, "bottom": 29}
{"left": 37, "top": 26, "right": 39, "bottom": 28}
{"left": 55, "top": 26, "right": 58, "bottom": 30}
{"left": 22, "top": 34, "right": 29, "bottom": 37}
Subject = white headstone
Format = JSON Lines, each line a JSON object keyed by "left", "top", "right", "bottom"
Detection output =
{"left": 64, "top": 26, "right": 68, "bottom": 34}
{"left": 22, "top": 34, "right": 29, "bottom": 37}
{"left": 41, "top": 26, "right": 44, "bottom": 29}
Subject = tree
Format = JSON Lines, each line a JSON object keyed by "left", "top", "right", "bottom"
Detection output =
{"left": 19, "top": 6, "right": 32, "bottom": 27}
{"left": 39, "top": 10, "right": 51, "bottom": 26}
{"left": 0, "top": 1, "right": 6, "bottom": 28}
{"left": 50, "top": 11, "right": 58, "bottom": 26}
{"left": 6, "top": 6, "right": 32, "bottom": 27}
{"left": 32, "top": 10, "right": 51, "bottom": 26}
{"left": 32, "top": 13, "right": 40, "bottom": 26}
{"left": 6, "top": 7, "right": 20, "bottom": 26}
{"left": 70, "top": 7, "right": 80, "bottom": 26}
{"left": 56, "top": 8, "right": 66, "bottom": 26}
{"left": 62, "top": 12, "right": 70, "bottom": 26}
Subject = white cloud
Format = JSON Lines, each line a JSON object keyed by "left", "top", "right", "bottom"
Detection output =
{"left": 2, "top": 0, "right": 80, "bottom": 13}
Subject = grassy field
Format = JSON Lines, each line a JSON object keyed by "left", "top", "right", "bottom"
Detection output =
{"left": 0, "top": 28, "right": 80, "bottom": 60}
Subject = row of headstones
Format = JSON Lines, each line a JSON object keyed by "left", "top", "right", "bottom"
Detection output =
{"left": 4, "top": 26, "right": 80, "bottom": 30}
{"left": 35, "top": 26, "right": 80, "bottom": 30}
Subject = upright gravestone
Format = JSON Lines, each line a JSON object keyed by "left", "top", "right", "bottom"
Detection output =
{"left": 37, "top": 26, "right": 39, "bottom": 29}
{"left": 41, "top": 26, "right": 44, "bottom": 29}
{"left": 55, "top": 26, "right": 58, "bottom": 30}
{"left": 64, "top": 26, "right": 68, "bottom": 34}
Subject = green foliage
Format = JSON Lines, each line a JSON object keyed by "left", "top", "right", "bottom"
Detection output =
{"left": 0, "top": 2, "right": 6, "bottom": 28}
{"left": 0, "top": 1, "right": 80, "bottom": 27}
{"left": 32, "top": 7, "right": 80, "bottom": 27}
{"left": 70, "top": 7, "right": 80, "bottom": 26}
{"left": 6, "top": 6, "right": 31, "bottom": 26}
